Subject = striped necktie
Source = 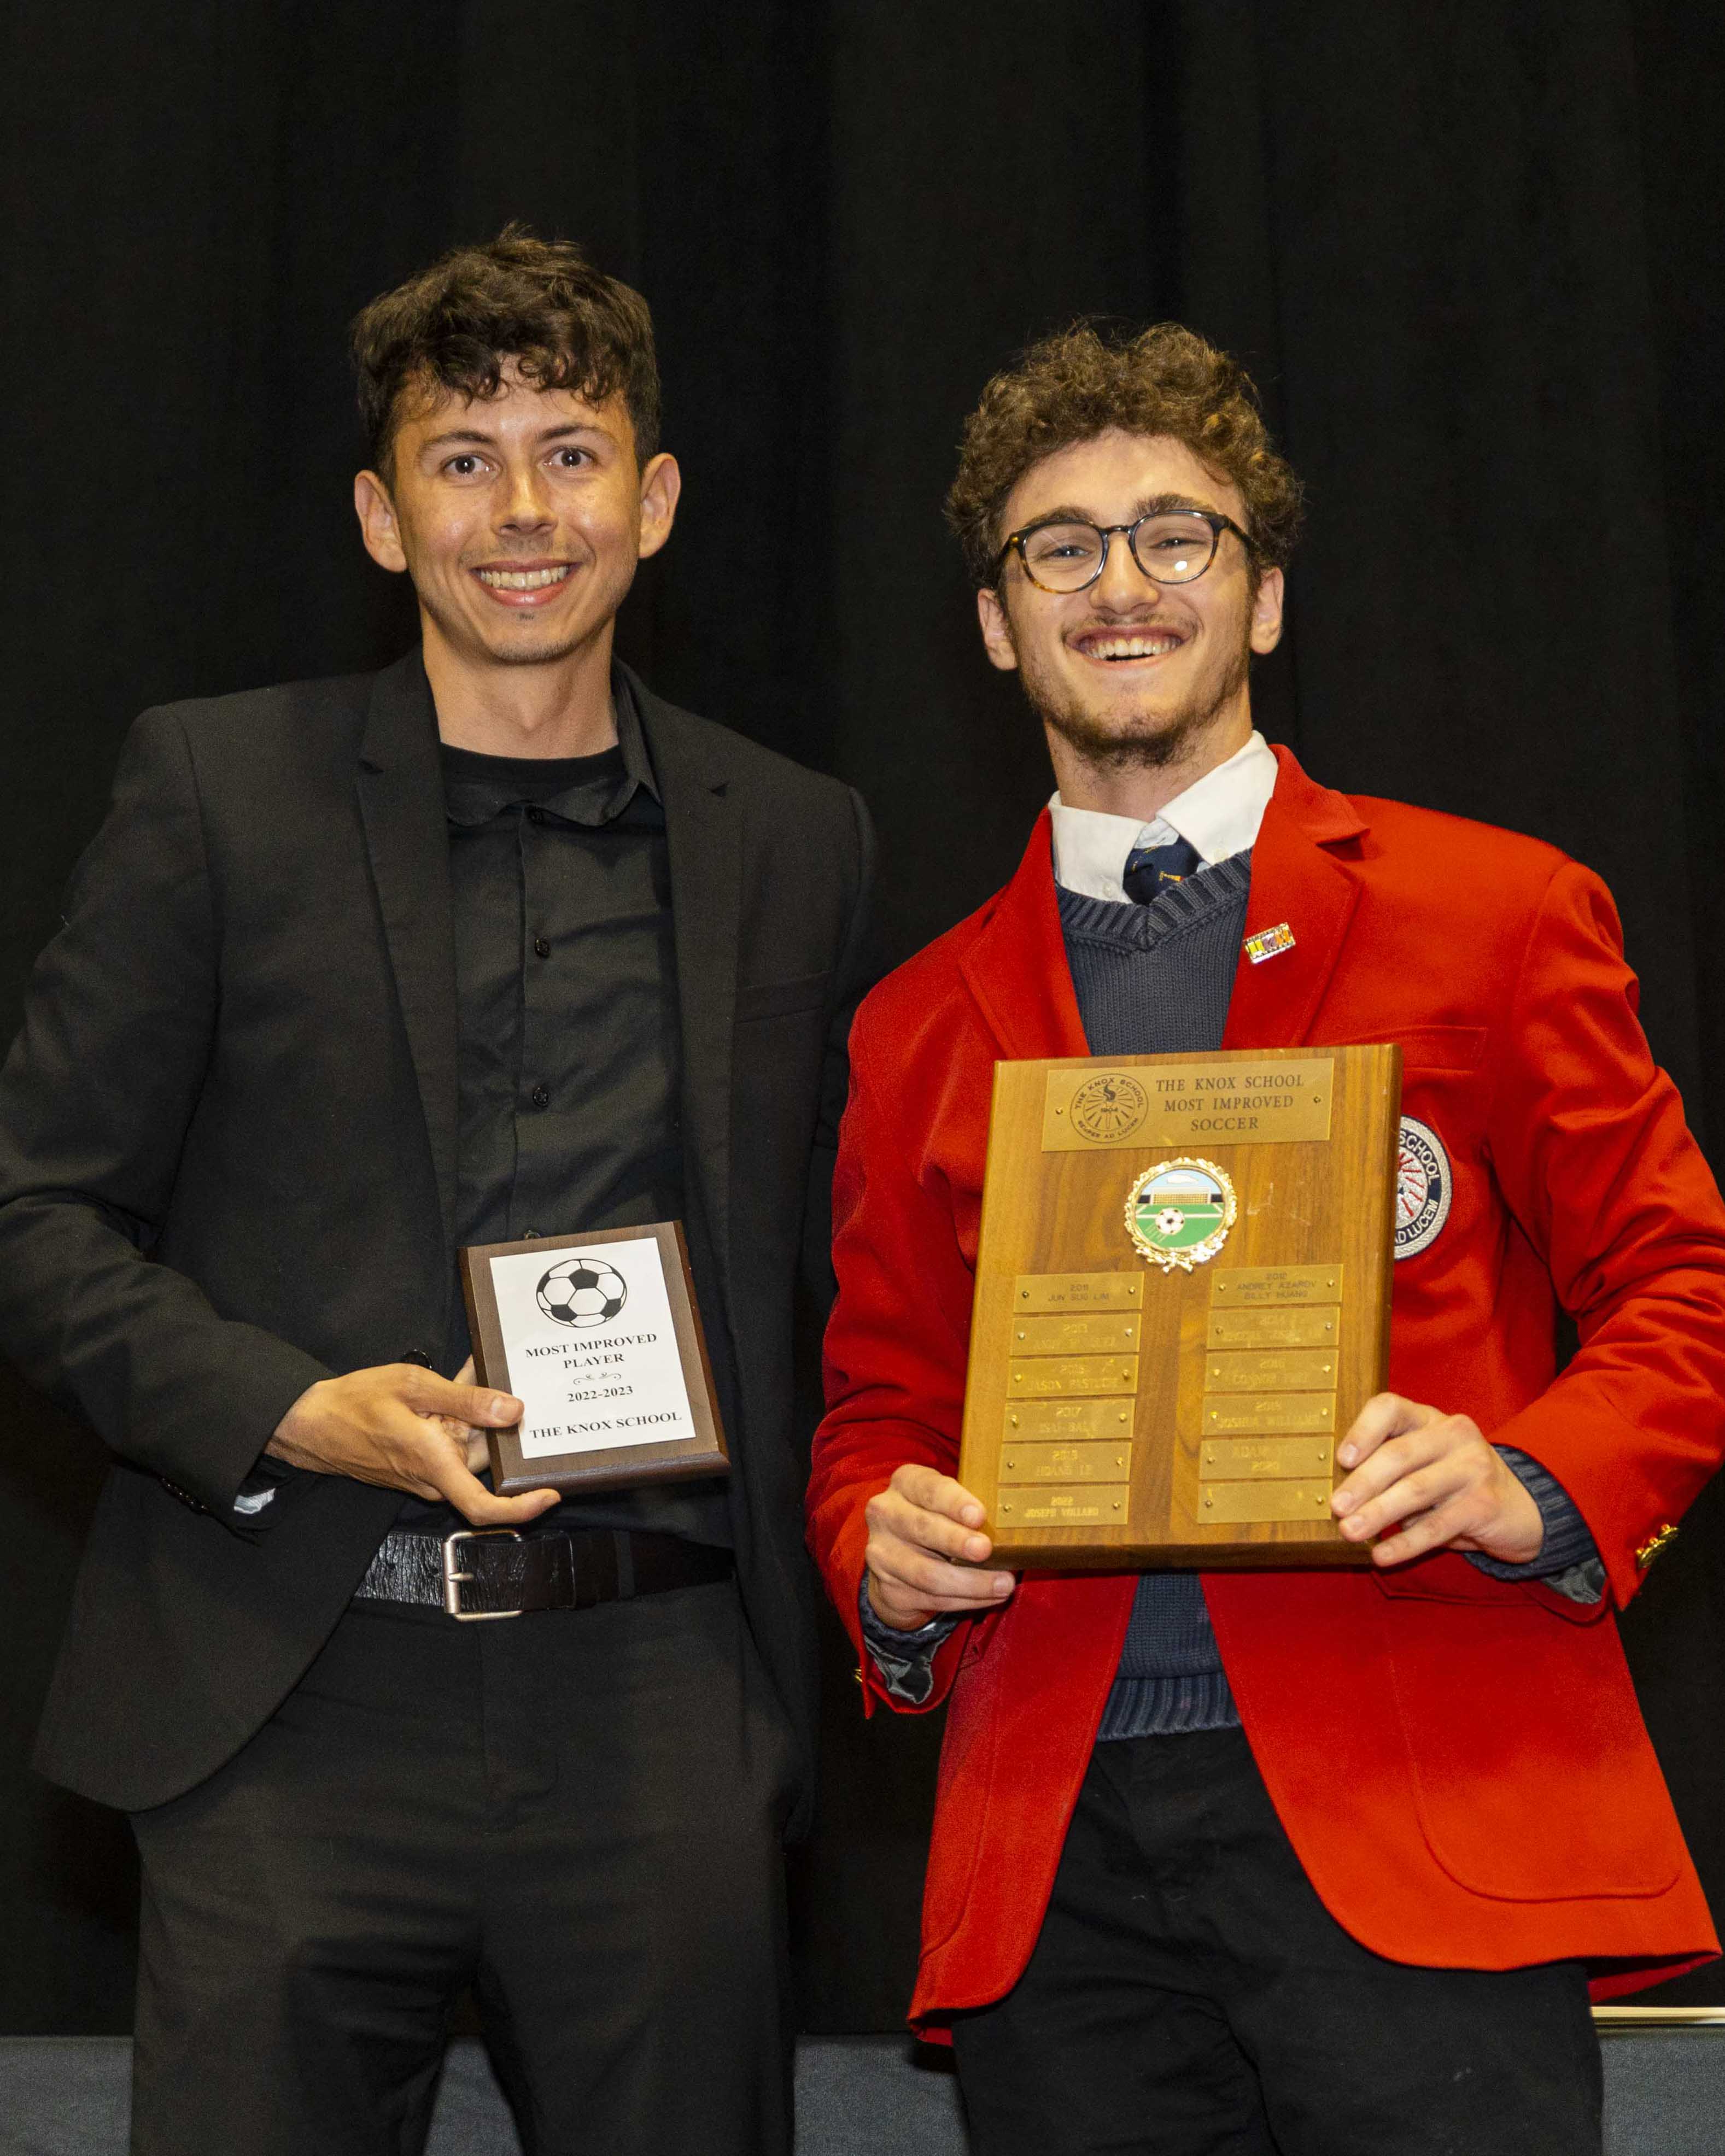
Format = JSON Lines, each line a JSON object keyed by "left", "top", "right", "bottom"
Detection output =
{"left": 1122, "top": 834, "right": 1202, "bottom": 906}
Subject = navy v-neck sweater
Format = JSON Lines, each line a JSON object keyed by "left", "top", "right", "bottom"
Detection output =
{"left": 1056, "top": 856, "right": 1252, "bottom": 1738}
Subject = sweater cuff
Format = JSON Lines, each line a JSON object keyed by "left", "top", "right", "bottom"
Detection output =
{"left": 858, "top": 1576, "right": 960, "bottom": 1704}
{"left": 1466, "top": 1446, "right": 1605, "bottom": 1603}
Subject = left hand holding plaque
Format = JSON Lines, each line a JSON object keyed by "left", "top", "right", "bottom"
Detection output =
{"left": 459, "top": 1222, "right": 729, "bottom": 1496}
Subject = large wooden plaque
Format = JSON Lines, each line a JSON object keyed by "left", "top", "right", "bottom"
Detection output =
{"left": 957, "top": 1046, "right": 1401, "bottom": 1567}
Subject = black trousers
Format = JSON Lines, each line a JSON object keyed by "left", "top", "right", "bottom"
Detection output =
{"left": 128, "top": 1577, "right": 798, "bottom": 2156}
{"left": 951, "top": 1726, "right": 1603, "bottom": 2156}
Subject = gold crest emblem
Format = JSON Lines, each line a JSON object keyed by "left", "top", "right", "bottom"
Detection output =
{"left": 1125, "top": 1157, "right": 1238, "bottom": 1273}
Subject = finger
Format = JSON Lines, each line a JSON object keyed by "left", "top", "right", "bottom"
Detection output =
{"left": 1335, "top": 1418, "right": 1494, "bottom": 1528}
{"left": 1332, "top": 1425, "right": 1452, "bottom": 1515}
{"left": 1369, "top": 1492, "right": 1485, "bottom": 1568}
{"left": 873, "top": 1574, "right": 1014, "bottom": 1620}
{"left": 436, "top": 1461, "right": 562, "bottom": 1527}
{"left": 453, "top": 1356, "right": 476, "bottom": 1386}
{"left": 1336, "top": 1392, "right": 1435, "bottom": 1470}
{"left": 1338, "top": 1457, "right": 1476, "bottom": 1542}
{"left": 872, "top": 1543, "right": 1014, "bottom": 1609}
{"left": 872, "top": 1581, "right": 1013, "bottom": 1627}
{"left": 419, "top": 1411, "right": 488, "bottom": 1474}
{"left": 406, "top": 1370, "right": 524, "bottom": 1427}
{"left": 890, "top": 1463, "right": 990, "bottom": 1529}
{"left": 870, "top": 1489, "right": 993, "bottom": 1565}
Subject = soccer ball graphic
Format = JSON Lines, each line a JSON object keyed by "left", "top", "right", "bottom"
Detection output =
{"left": 1155, "top": 1209, "right": 1186, "bottom": 1238}
{"left": 536, "top": 1257, "right": 628, "bottom": 1329}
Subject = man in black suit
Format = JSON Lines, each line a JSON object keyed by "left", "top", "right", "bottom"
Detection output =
{"left": 0, "top": 230, "right": 872, "bottom": 2156}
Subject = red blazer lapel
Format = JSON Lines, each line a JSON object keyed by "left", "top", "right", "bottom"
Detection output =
{"left": 1223, "top": 746, "right": 1369, "bottom": 1051}
{"left": 957, "top": 754, "right": 1368, "bottom": 1062}
{"left": 959, "top": 809, "right": 1091, "bottom": 1060}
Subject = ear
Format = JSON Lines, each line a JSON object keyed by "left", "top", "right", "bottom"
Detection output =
{"left": 636, "top": 451, "right": 682, "bottom": 560}
{"left": 1248, "top": 564, "right": 1285, "bottom": 655}
{"left": 354, "top": 469, "right": 408, "bottom": 575}
{"left": 976, "top": 583, "right": 1021, "bottom": 673}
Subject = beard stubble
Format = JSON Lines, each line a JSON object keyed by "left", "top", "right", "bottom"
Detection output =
{"left": 1022, "top": 622, "right": 1254, "bottom": 775}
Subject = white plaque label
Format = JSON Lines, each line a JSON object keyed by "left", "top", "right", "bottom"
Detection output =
{"left": 487, "top": 1235, "right": 697, "bottom": 1458}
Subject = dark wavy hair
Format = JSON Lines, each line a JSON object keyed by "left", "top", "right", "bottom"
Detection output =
{"left": 946, "top": 321, "right": 1303, "bottom": 589}
{"left": 350, "top": 225, "right": 660, "bottom": 477}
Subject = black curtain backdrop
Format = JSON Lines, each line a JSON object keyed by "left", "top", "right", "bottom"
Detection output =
{"left": 3, "top": 1, "right": 1722, "bottom": 2034}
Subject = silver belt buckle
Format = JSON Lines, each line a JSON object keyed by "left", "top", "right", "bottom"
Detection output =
{"left": 442, "top": 1528, "right": 524, "bottom": 1620}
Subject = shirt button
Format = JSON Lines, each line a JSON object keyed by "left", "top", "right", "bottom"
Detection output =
{"left": 534, "top": 935, "right": 551, "bottom": 959}
{"left": 531, "top": 1083, "right": 550, "bottom": 1110}
{"left": 526, "top": 805, "right": 547, "bottom": 824}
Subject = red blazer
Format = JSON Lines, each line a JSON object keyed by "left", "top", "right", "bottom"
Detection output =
{"left": 808, "top": 747, "right": 1725, "bottom": 2031}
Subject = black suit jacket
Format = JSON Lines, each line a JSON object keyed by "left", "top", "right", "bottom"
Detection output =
{"left": 0, "top": 651, "right": 872, "bottom": 1821}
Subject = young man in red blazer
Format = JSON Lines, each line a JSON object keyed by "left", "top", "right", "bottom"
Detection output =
{"left": 806, "top": 323, "right": 1725, "bottom": 2156}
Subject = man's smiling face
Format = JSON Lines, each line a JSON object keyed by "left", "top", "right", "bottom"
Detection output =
{"left": 976, "top": 428, "right": 1284, "bottom": 771}
{"left": 353, "top": 358, "right": 678, "bottom": 672}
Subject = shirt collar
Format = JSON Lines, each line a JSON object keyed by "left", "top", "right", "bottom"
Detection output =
{"left": 1048, "top": 730, "right": 1278, "bottom": 903}
{"left": 441, "top": 666, "right": 660, "bottom": 829}
{"left": 611, "top": 669, "right": 660, "bottom": 802}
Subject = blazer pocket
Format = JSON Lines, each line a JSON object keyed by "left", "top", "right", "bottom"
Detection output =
{"left": 1338, "top": 1024, "right": 1487, "bottom": 1074}
{"left": 735, "top": 969, "right": 832, "bottom": 1022}
{"left": 1380, "top": 1583, "right": 1680, "bottom": 1899}
{"left": 1372, "top": 1551, "right": 1602, "bottom": 1623}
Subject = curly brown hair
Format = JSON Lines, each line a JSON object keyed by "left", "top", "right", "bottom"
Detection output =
{"left": 945, "top": 321, "right": 1303, "bottom": 589}
{"left": 350, "top": 225, "right": 660, "bottom": 478}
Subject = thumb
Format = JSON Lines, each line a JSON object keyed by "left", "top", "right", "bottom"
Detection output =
{"left": 457, "top": 1384, "right": 524, "bottom": 1427}
{"left": 411, "top": 1372, "right": 523, "bottom": 1426}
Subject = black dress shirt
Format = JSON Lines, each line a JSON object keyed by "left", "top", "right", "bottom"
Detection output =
{"left": 399, "top": 675, "right": 730, "bottom": 1545}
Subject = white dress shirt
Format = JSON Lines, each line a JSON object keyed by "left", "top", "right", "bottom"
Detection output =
{"left": 1048, "top": 730, "right": 1279, "bottom": 901}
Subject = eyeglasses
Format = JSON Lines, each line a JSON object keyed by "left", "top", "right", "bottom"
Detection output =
{"left": 995, "top": 508, "right": 1254, "bottom": 594}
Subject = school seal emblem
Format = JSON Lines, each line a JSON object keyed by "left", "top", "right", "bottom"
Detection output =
{"left": 1069, "top": 1073, "right": 1149, "bottom": 1144}
{"left": 1395, "top": 1117, "right": 1452, "bottom": 1259}
{"left": 1125, "top": 1158, "right": 1238, "bottom": 1273}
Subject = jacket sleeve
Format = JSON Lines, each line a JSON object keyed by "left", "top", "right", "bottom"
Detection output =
{"left": 805, "top": 1012, "right": 985, "bottom": 1715}
{"left": 1483, "top": 859, "right": 1725, "bottom": 1608}
{"left": 0, "top": 708, "right": 332, "bottom": 1515}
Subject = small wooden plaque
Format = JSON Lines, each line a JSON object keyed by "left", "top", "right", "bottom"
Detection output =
{"left": 957, "top": 1046, "right": 1401, "bottom": 1567}
{"left": 460, "top": 1221, "right": 728, "bottom": 1496}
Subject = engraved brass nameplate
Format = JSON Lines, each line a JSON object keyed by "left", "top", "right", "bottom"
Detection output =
{"left": 1201, "top": 1437, "right": 1334, "bottom": 1480}
{"left": 1011, "top": 1313, "right": 1143, "bottom": 1356}
{"left": 1202, "top": 1392, "right": 1338, "bottom": 1436}
{"left": 1003, "top": 1399, "right": 1134, "bottom": 1441}
{"left": 1014, "top": 1272, "right": 1143, "bottom": 1313}
{"left": 997, "top": 1485, "right": 1131, "bottom": 1525}
{"left": 998, "top": 1441, "right": 1133, "bottom": 1484}
{"left": 1203, "top": 1348, "right": 1338, "bottom": 1392}
{"left": 1207, "top": 1307, "right": 1340, "bottom": 1350}
{"left": 1008, "top": 1355, "right": 1138, "bottom": 1397}
{"left": 1044, "top": 1058, "right": 1334, "bottom": 1152}
{"left": 1197, "top": 1481, "right": 1336, "bottom": 1524}
{"left": 1211, "top": 1265, "right": 1343, "bottom": 1308}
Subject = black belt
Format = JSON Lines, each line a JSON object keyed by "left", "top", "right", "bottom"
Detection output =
{"left": 355, "top": 1525, "right": 733, "bottom": 1621}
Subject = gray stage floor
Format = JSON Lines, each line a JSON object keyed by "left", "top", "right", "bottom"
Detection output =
{"left": 1, "top": 2025, "right": 1721, "bottom": 2154}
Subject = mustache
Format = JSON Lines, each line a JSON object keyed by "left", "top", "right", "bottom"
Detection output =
{"left": 1024, "top": 630, "right": 1253, "bottom": 773}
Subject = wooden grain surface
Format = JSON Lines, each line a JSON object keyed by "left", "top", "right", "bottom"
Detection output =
{"left": 958, "top": 1046, "right": 1400, "bottom": 1567}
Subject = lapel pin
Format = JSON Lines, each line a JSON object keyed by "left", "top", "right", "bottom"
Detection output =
{"left": 1243, "top": 922, "right": 1295, "bottom": 965}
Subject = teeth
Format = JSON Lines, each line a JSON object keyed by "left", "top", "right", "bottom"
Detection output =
{"left": 1087, "top": 634, "right": 1182, "bottom": 659}
{"left": 476, "top": 566, "right": 571, "bottom": 590}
